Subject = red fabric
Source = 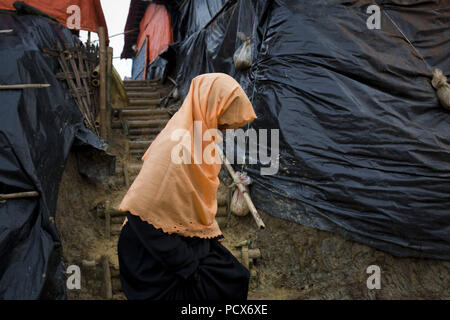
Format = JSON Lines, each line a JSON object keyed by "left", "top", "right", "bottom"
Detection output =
{"left": 136, "top": 3, "right": 173, "bottom": 78}
{"left": 0, "top": 0, "right": 108, "bottom": 39}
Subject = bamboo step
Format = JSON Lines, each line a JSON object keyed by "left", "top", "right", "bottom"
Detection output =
{"left": 128, "top": 127, "right": 162, "bottom": 136}
{"left": 130, "top": 141, "right": 152, "bottom": 150}
{"left": 128, "top": 163, "right": 143, "bottom": 174}
{"left": 128, "top": 134, "right": 157, "bottom": 141}
{"left": 131, "top": 149, "right": 147, "bottom": 158}
{"left": 128, "top": 98, "right": 161, "bottom": 106}
{"left": 126, "top": 91, "right": 160, "bottom": 100}
{"left": 112, "top": 119, "right": 168, "bottom": 129}
{"left": 125, "top": 86, "right": 165, "bottom": 93}
{"left": 124, "top": 79, "right": 159, "bottom": 87}
{"left": 121, "top": 109, "right": 170, "bottom": 120}
{"left": 130, "top": 147, "right": 150, "bottom": 154}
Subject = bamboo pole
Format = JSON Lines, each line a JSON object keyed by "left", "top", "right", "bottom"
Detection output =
{"left": 235, "top": 248, "right": 261, "bottom": 260}
{"left": 0, "top": 84, "right": 50, "bottom": 89}
{"left": 107, "top": 47, "right": 113, "bottom": 138}
{"left": 218, "top": 149, "right": 266, "bottom": 229}
{"left": 98, "top": 26, "right": 107, "bottom": 139}
{"left": 92, "top": 65, "right": 100, "bottom": 78}
{"left": 92, "top": 79, "right": 100, "bottom": 87}
{"left": 0, "top": 191, "right": 39, "bottom": 200}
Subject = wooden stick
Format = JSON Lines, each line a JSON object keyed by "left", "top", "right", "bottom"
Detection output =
{"left": 123, "top": 162, "right": 130, "bottom": 187}
{"left": 124, "top": 140, "right": 130, "bottom": 162}
{"left": 97, "top": 207, "right": 127, "bottom": 219}
{"left": 218, "top": 149, "right": 266, "bottom": 229}
{"left": 98, "top": 26, "right": 108, "bottom": 139}
{"left": 241, "top": 246, "right": 250, "bottom": 269}
{"left": 101, "top": 255, "right": 113, "bottom": 300}
{"left": 0, "top": 191, "right": 39, "bottom": 200}
{"left": 81, "top": 260, "right": 97, "bottom": 268}
{"left": 105, "top": 200, "right": 111, "bottom": 240}
{"left": 216, "top": 206, "right": 228, "bottom": 217}
{"left": 0, "top": 84, "right": 50, "bottom": 89}
{"left": 234, "top": 248, "right": 261, "bottom": 260}
{"left": 107, "top": 47, "right": 114, "bottom": 138}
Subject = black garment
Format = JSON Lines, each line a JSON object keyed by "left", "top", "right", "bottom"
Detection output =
{"left": 118, "top": 212, "right": 250, "bottom": 300}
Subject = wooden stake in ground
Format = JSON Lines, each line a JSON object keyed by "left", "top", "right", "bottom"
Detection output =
{"left": 218, "top": 149, "right": 266, "bottom": 229}
{"left": 0, "top": 84, "right": 50, "bottom": 89}
{"left": 101, "top": 255, "right": 113, "bottom": 300}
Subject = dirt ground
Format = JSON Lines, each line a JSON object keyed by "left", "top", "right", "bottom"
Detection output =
{"left": 56, "top": 134, "right": 450, "bottom": 300}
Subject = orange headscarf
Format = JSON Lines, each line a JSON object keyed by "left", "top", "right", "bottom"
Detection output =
{"left": 119, "top": 73, "right": 257, "bottom": 238}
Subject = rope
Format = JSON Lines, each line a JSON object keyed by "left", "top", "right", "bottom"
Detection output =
{"left": 377, "top": 3, "right": 433, "bottom": 74}
{"left": 91, "top": 28, "right": 139, "bottom": 43}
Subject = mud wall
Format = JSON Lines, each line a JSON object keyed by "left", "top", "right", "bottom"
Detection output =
{"left": 223, "top": 211, "right": 450, "bottom": 300}
{"left": 56, "top": 152, "right": 450, "bottom": 300}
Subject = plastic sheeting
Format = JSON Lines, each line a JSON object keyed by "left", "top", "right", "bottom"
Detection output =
{"left": 171, "top": 0, "right": 228, "bottom": 42}
{"left": 132, "top": 39, "right": 147, "bottom": 80}
{"left": 0, "top": 13, "right": 112, "bottom": 299}
{"left": 0, "top": 0, "right": 108, "bottom": 39}
{"left": 136, "top": 3, "right": 173, "bottom": 68}
{"left": 169, "top": 0, "right": 450, "bottom": 260}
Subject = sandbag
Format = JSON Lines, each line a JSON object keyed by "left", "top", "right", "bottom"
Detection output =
{"left": 231, "top": 172, "right": 251, "bottom": 216}
{"left": 233, "top": 32, "right": 252, "bottom": 70}
{"left": 431, "top": 68, "right": 450, "bottom": 110}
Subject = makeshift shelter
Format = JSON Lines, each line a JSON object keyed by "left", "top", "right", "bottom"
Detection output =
{"left": 0, "top": 5, "right": 113, "bottom": 299}
{"left": 0, "top": 0, "right": 108, "bottom": 38}
{"left": 125, "top": 0, "right": 450, "bottom": 260}
{"left": 122, "top": 2, "right": 173, "bottom": 79}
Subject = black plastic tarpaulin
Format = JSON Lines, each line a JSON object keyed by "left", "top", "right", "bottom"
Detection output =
{"left": 171, "top": 0, "right": 228, "bottom": 42}
{"left": 167, "top": 0, "right": 450, "bottom": 260}
{"left": 0, "top": 12, "right": 111, "bottom": 299}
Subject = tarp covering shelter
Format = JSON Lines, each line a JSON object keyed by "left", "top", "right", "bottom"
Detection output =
{"left": 137, "top": 3, "right": 173, "bottom": 68}
{"left": 0, "top": 11, "right": 112, "bottom": 299}
{"left": 123, "top": 2, "right": 173, "bottom": 80}
{"left": 121, "top": 0, "right": 150, "bottom": 59}
{"left": 0, "top": 0, "right": 108, "bottom": 38}
{"left": 148, "top": 0, "right": 450, "bottom": 260}
{"left": 169, "top": 0, "right": 227, "bottom": 42}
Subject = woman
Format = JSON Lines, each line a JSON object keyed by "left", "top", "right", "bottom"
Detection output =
{"left": 118, "top": 73, "right": 257, "bottom": 300}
